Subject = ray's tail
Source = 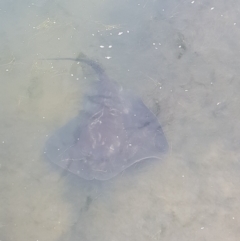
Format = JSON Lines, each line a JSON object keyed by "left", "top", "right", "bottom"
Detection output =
{"left": 41, "top": 53, "right": 108, "bottom": 82}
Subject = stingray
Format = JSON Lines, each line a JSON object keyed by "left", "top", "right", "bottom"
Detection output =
{"left": 44, "top": 55, "right": 168, "bottom": 180}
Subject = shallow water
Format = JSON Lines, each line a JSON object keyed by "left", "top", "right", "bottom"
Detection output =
{"left": 1, "top": 0, "right": 240, "bottom": 240}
